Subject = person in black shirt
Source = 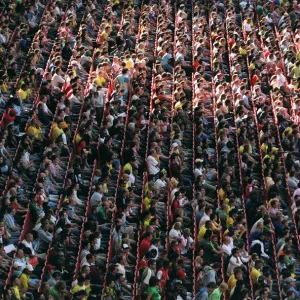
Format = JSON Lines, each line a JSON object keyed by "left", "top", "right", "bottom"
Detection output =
{"left": 108, "top": 118, "right": 123, "bottom": 140}
{"left": 62, "top": 42, "right": 73, "bottom": 61}
{"left": 106, "top": 264, "right": 118, "bottom": 285}
{"left": 99, "top": 136, "right": 120, "bottom": 171}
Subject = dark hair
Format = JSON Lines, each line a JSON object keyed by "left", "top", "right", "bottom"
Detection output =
{"left": 149, "top": 276, "right": 159, "bottom": 287}
{"left": 148, "top": 259, "right": 156, "bottom": 267}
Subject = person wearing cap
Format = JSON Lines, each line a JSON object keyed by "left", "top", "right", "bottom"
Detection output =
{"left": 47, "top": 270, "right": 62, "bottom": 288}
{"left": 140, "top": 259, "right": 156, "bottom": 294}
{"left": 13, "top": 261, "right": 23, "bottom": 277}
{"left": 19, "top": 264, "right": 36, "bottom": 299}
{"left": 286, "top": 276, "right": 299, "bottom": 299}
{"left": 194, "top": 158, "right": 204, "bottom": 179}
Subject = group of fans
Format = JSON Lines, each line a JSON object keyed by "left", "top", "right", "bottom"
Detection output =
{"left": 0, "top": 0, "right": 300, "bottom": 299}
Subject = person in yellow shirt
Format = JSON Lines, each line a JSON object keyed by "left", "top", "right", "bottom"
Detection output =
{"left": 18, "top": 83, "right": 28, "bottom": 102}
{"left": 197, "top": 220, "right": 213, "bottom": 242}
{"left": 125, "top": 55, "right": 134, "bottom": 69}
{"left": 251, "top": 260, "right": 262, "bottom": 284}
{"left": 75, "top": 127, "right": 85, "bottom": 146}
{"left": 123, "top": 158, "right": 134, "bottom": 174}
{"left": 226, "top": 209, "right": 238, "bottom": 229}
{"left": 239, "top": 43, "right": 247, "bottom": 56}
{"left": 96, "top": 70, "right": 106, "bottom": 87}
{"left": 0, "top": 79, "right": 8, "bottom": 93}
{"left": 51, "top": 120, "right": 64, "bottom": 141}
{"left": 143, "top": 189, "right": 153, "bottom": 211}
{"left": 71, "top": 275, "right": 86, "bottom": 295}
{"left": 27, "top": 119, "right": 42, "bottom": 140}
{"left": 292, "top": 61, "right": 300, "bottom": 79}
{"left": 19, "top": 264, "right": 37, "bottom": 295}
{"left": 143, "top": 210, "right": 153, "bottom": 229}
{"left": 100, "top": 26, "right": 111, "bottom": 42}
{"left": 228, "top": 267, "right": 243, "bottom": 291}
{"left": 10, "top": 275, "right": 21, "bottom": 300}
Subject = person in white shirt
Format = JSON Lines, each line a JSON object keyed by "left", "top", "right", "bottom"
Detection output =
{"left": 80, "top": 253, "right": 94, "bottom": 268}
{"left": 244, "top": 18, "right": 252, "bottom": 33}
{"left": 194, "top": 158, "right": 203, "bottom": 179}
{"left": 154, "top": 172, "right": 167, "bottom": 192}
{"left": 90, "top": 184, "right": 104, "bottom": 206}
{"left": 221, "top": 236, "right": 234, "bottom": 256}
{"left": 52, "top": 68, "right": 65, "bottom": 87}
{"left": 277, "top": 72, "right": 287, "bottom": 89}
{"left": 181, "top": 228, "right": 193, "bottom": 255}
{"left": 199, "top": 207, "right": 213, "bottom": 228}
{"left": 147, "top": 149, "right": 160, "bottom": 176}
{"left": 226, "top": 248, "right": 245, "bottom": 276}
{"left": 22, "top": 232, "right": 36, "bottom": 255}
{"left": 169, "top": 222, "right": 182, "bottom": 243}
{"left": 116, "top": 255, "right": 127, "bottom": 278}
{"left": 91, "top": 90, "right": 104, "bottom": 108}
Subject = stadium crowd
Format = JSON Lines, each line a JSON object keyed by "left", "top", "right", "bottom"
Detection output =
{"left": 0, "top": 0, "right": 299, "bottom": 299}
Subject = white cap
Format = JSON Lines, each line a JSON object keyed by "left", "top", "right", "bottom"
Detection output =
{"left": 26, "top": 264, "right": 34, "bottom": 272}
{"left": 172, "top": 142, "right": 179, "bottom": 148}
{"left": 13, "top": 261, "right": 23, "bottom": 268}
{"left": 122, "top": 244, "right": 129, "bottom": 249}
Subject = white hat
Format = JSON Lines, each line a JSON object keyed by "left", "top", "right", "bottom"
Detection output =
{"left": 14, "top": 262, "right": 23, "bottom": 268}
{"left": 122, "top": 244, "right": 129, "bottom": 249}
{"left": 172, "top": 142, "right": 179, "bottom": 148}
{"left": 26, "top": 264, "right": 34, "bottom": 272}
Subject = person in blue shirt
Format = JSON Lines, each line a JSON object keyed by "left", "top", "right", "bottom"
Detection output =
{"left": 196, "top": 281, "right": 217, "bottom": 300}
{"left": 19, "top": 34, "right": 28, "bottom": 52}
{"left": 286, "top": 277, "right": 300, "bottom": 299}
{"left": 162, "top": 47, "right": 173, "bottom": 73}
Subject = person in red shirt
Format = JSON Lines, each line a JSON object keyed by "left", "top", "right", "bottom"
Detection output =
{"left": 76, "top": 134, "right": 89, "bottom": 155}
{"left": 1, "top": 108, "right": 17, "bottom": 129}
{"left": 157, "top": 260, "right": 169, "bottom": 291}
{"left": 171, "top": 191, "right": 180, "bottom": 216}
{"left": 139, "top": 232, "right": 153, "bottom": 259}
{"left": 251, "top": 69, "right": 260, "bottom": 87}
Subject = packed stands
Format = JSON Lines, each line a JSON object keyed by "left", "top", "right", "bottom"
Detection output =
{"left": 0, "top": 0, "right": 300, "bottom": 299}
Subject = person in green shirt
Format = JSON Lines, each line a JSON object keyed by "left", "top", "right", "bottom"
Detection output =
{"left": 146, "top": 276, "right": 161, "bottom": 300}
{"left": 209, "top": 282, "right": 228, "bottom": 300}
{"left": 49, "top": 280, "right": 67, "bottom": 300}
